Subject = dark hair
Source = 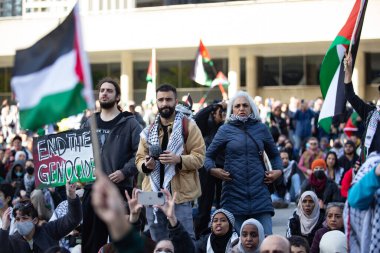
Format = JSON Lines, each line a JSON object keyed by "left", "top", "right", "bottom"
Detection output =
{"left": 279, "top": 148, "right": 289, "bottom": 156}
{"left": 156, "top": 84, "right": 177, "bottom": 98}
{"left": 288, "top": 236, "right": 310, "bottom": 253}
{"left": 96, "top": 77, "right": 122, "bottom": 112}
{"left": 12, "top": 135, "right": 22, "bottom": 143}
{"left": 0, "top": 183, "right": 14, "bottom": 205}
{"left": 13, "top": 200, "right": 38, "bottom": 219}
{"left": 325, "top": 151, "right": 339, "bottom": 170}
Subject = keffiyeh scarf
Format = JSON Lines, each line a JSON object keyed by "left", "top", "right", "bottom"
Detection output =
{"left": 364, "top": 107, "right": 380, "bottom": 155}
{"left": 344, "top": 152, "right": 380, "bottom": 253}
{"left": 229, "top": 113, "right": 256, "bottom": 123}
{"left": 141, "top": 112, "right": 185, "bottom": 193}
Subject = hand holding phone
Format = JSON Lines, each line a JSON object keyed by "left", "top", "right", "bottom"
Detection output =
{"left": 137, "top": 191, "right": 165, "bottom": 206}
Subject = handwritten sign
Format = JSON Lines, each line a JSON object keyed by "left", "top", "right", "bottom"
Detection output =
{"left": 33, "top": 129, "right": 96, "bottom": 188}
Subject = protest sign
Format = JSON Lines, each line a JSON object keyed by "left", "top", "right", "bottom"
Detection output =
{"left": 33, "top": 128, "right": 95, "bottom": 188}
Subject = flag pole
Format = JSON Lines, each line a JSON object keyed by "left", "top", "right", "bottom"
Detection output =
{"left": 89, "top": 112, "right": 103, "bottom": 173}
{"left": 348, "top": 0, "right": 365, "bottom": 54}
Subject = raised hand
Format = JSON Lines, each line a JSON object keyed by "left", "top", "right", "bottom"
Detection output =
{"left": 155, "top": 189, "right": 177, "bottom": 227}
{"left": 125, "top": 188, "right": 143, "bottom": 223}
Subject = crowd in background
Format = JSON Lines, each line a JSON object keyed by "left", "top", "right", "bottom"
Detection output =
{"left": 0, "top": 72, "right": 379, "bottom": 253}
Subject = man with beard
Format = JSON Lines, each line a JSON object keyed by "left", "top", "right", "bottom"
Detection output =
{"left": 338, "top": 140, "right": 359, "bottom": 176}
{"left": 136, "top": 84, "right": 205, "bottom": 242}
{"left": 81, "top": 77, "right": 142, "bottom": 253}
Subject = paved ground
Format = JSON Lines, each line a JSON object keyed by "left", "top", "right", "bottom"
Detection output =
{"left": 272, "top": 202, "right": 296, "bottom": 236}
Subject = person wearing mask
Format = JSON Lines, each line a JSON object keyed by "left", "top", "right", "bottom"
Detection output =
{"left": 286, "top": 191, "right": 325, "bottom": 246}
{"left": 23, "top": 160, "right": 35, "bottom": 197}
{"left": 310, "top": 202, "right": 344, "bottom": 253}
{"left": 344, "top": 52, "right": 380, "bottom": 159}
{"left": 298, "top": 137, "right": 325, "bottom": 178}
{"left": 300, "top": 159, "right": 343, "bottom": 208}
{"left": 194, "top": 100, "right": 227, "bottom": 237}
{"left": 0, "top": 182, "right": 82, "bottom": 253}
{"left": 205, "top": 91, "right": 282, "bottom": 235}
{"left": 196, "top": 208, "right": 238, "bottom": 253}
{"left": 5, "top": 160, "right": 25, "bottom": 198}
{"left": 231, "top": 218, "right": 265, "bottom": 253}
{"left": 0, "top": 183, "right": 15, "bottom": 234}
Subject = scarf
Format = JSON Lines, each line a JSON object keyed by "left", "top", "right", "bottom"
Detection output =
{"left": 309, "top": 173, "right": 327, "bottom": 196}
{"left": 140, "top": 112, "right": 185, "bottom": 223}
{"left": 297, "top": 191, "right": 320, "bottom": 235}
{"left": 229, "top": 113, "right": 256, "bottom": 123}
{"left": 237, "top": 219, "right": 264, "bottom": 253}
{"left": 140, "top": 112, "right": 185, "bottom": 193}
{"left": 344, "top": 152, "right": 380, "bottom": 253}
{"left": 207, "top": 229, "right": 238, "bottom": 253}
{"left": 364, "top": 107, "right": 380, "bottom": 155}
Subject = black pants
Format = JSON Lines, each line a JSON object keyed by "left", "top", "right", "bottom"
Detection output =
{"left": 194, "top": 166, "right": 222, "bottom": 238}
{"left": 82, "top": 185, "right": 131, "bottom": 253}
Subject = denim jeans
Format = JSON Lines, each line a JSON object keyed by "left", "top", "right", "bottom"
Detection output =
{"left": 234, "top": 212, "right": 273, "bottom": 236}
{"left": 289, "top": 173, "right": 301, "bottom": 201}
{"left": 146, "top": 201, "right": 195, "bottom": 242}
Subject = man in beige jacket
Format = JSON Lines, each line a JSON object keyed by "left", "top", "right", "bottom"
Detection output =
{"left": 136, "top": 84, "right": 205, "bottom": 242}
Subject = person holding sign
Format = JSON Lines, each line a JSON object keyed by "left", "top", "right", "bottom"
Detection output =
{"left": 136, "top": 84, "right": 205, "bottom": 242}
{"left": 81, "top": 77, "right": 142, "bottom": 253}
{"left": 0, "top": 182, "right": 81, "bottom": 253}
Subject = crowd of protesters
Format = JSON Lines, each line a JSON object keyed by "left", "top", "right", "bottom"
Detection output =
{"left": 0, "top": 52, "right": 379, "bottom": 253}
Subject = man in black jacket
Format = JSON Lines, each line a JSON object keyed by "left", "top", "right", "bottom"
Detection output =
{"left": 81, "top": 77, "right": 142, "bottom": 253}
{"left": 344, "top": 52, "right": 380, "bottom": 160}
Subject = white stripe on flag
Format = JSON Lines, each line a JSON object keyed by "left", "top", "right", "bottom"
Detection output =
{"left": 193, "top": 53, "right": 207, "bottom": 85}
{"left": 319, "top": 45, "right": 346, "bottom": 120}
{"left": 11, "top": 50, "right": 79, "bottom": 110}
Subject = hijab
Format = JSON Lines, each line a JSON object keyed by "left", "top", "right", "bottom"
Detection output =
{"left": 208, "top": 209, "right": 237, "bottom": 253}
{"left": 237, "top": 219, "right": 265, "bottom": 253}
{"left": 296, "top": 191, "right": 320, "bottom": 235}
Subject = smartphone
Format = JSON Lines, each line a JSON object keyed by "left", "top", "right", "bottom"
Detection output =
{"left": 137, "top": 191, "right": 165, "bottom": 206}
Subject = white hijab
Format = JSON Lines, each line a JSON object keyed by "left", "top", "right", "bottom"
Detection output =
{"left": 296, "top": 191, "right": 320, "bottom": 235}
{"left": 237, "top": 219, "right": 265, "bottom": 253}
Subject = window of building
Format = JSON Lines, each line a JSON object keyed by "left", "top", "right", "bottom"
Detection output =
{"left": 282, "top": 56, "right": 304, "bottom": 86}
{"left": 91, "top": 63, "right": 120, "bottom": 88}
{"left": 258, "top": 55, "right": 323, "bottom": 86}
{"left": 0, "top": 67, "right": 12, "bottom": 93}
{"left": 0, "top": 0, "right": 22, "bottom": 17}
{"left": 366, "top": 53, "right": 380, "bottom": 84}
{"left": 240, "top": 58, "right": 246, "bottom": 87}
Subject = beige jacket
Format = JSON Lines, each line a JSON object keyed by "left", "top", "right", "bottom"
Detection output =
{"left": 136, "top": 118, "right": 205, "bottom": 204}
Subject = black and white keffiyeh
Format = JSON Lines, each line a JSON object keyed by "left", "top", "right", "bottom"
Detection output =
{"left": 364, "top": 107, "right": 380, "bottom": 156}
{"left": 344, "top": 152, "right": 380, "bottom": 253}
{"left": 140, "top": 112, "right": 185, "bottom": 193}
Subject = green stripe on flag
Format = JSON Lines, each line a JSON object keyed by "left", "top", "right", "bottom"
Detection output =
{"left": 319, "top": 116, "right": 332, "bottom": 134}
{"left": 20, "top": 83, "right": 87, "bottom": 130}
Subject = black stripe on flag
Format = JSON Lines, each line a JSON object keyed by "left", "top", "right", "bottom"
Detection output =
{"left": 13, "top": 9, "right": 75, "bottom": 76}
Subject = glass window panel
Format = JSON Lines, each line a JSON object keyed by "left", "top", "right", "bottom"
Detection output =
{"left": 258, "top": 57, "right": 279, "bottom": 86}
{"left": 282, "top": 56, "right": 304, "bottom": 86}
{"left": 158, "top": 61, "right": 179, "bottom": 88}
{"left": 180, "top": 60, "right": 194, "bottom": 88}
{"left": 366, "top": 53, "right": 380, "bottom": 84}
{"left": 91, "top": 64, "right": 107, "bottom": 89}
{"left": 109, "top": 63, "right": 121, "bottom": 81}
{"left": 133, "top": 61, "right": 149, "bottom": 90}
{"left": 240, "top": 57, "right": 246, "bottom": 87}
{"left": 306, "top": 55, "right": 323, "bottom": 85}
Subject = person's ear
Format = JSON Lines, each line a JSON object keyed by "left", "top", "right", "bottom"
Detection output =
{"left": 32, "top": 217, "right": 38, "bottom": 225}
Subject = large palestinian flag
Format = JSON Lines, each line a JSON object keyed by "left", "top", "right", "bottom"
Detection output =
{"left": 145, "top": 49, "right": 156, "bottom": 104}
{"left": 318, "top": 0, "right": 367, "bottom": 133}
{"left": 191, "top": 40, "right": 215, "bottom": 86}
{"left": 11, "top": 4, "right": 94, "bottom": 131}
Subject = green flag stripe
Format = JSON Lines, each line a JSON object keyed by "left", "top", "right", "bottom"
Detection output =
{"left": 19, "top": 83, "right": 87, "bottom": 130}
{"left": 319, "top": 116, "right": 332, "bottom": 134}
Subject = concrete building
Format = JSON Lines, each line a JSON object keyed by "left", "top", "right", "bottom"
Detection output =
{"left": 0, "top": 0, "right": 379, "bottom": 106}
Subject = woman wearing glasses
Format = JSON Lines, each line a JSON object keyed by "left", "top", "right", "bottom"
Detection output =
{"left": 0, "top": 182, "right": 82, "bottom": 253}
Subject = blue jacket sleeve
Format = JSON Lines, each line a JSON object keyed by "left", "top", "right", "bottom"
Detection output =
{"left": 348, "top": 168, "right": 380, "bottom": 210}
{"left": 204, "top": 126, "right": 227, "bottom": 173}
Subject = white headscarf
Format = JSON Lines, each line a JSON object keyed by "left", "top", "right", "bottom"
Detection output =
{"left": 237, "top": 219, "right": 265, "bottom": 253}
{"left": 296, "top": 191, "right": 320, "bottom": 235}
{"left": 319, "top": 230, "right": 347, "bottom": 253}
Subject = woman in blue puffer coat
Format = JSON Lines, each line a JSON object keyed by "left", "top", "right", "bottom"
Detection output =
{"left": 204, "top": 91, "right": 283, "bottom": 236}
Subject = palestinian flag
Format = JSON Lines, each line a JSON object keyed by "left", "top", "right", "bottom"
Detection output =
{"left": 11, "top": 4, "right": 94, "bottom": 131}
{"left": 145, "top": 49, "right": 156, "bottom": 104}
{"left": 191, "top": 40, "right": 215, "bottom": 86}
{"left": 344, "top": 111, "right": 359, "bottom": 137}
{"left": 318, "top": 0, "right": 367, "bottom": 133}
